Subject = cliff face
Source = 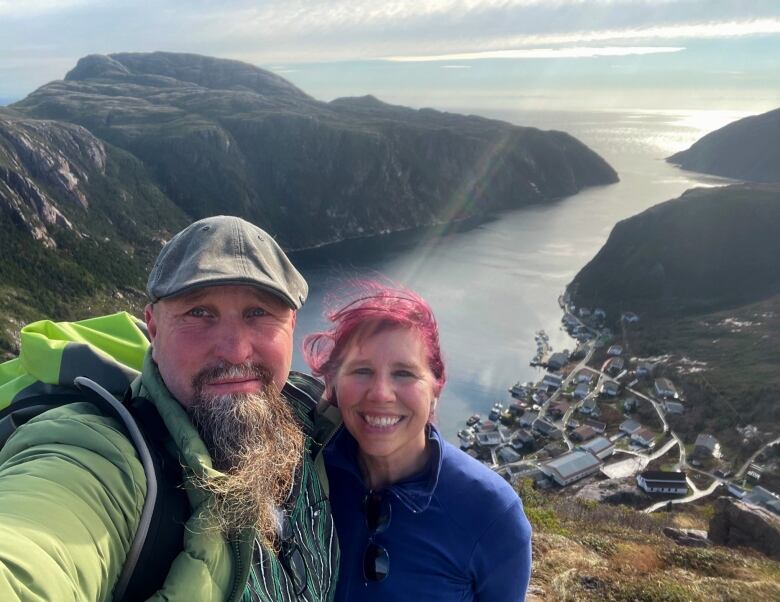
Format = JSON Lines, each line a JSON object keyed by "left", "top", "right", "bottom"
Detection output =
{"left": 12, "top": 52, "right": 617, "bottom": 249}
{"left": 568, "top": 184, "right": 780, "bottom": 317}
{"left": 668, "top": 108, "right": 780, "bottom": 183}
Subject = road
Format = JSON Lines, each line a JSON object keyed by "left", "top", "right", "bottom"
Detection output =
{"left": 735, "top": 436, "right": 780, "bottom": 479}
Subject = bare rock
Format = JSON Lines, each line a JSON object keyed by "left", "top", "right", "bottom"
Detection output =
{"left": 708, "top": 496, "right": 780, "bottom": 560}
{"left": 663, "top": 527, "right": 712, "bottom": 548}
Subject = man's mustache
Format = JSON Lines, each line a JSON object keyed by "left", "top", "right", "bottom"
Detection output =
{"left": 192, "top": 362, "right": 274, "bottom": 396}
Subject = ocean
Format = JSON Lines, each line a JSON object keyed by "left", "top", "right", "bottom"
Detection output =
{"left": 289, "top": 108, "right": 749, "bottom": 441}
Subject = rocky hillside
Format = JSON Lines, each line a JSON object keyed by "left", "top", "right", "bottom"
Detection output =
{"left": 11, "top": 52, "right": 617, "bottom": 250}
{"left": 668, "top": 108, "right": 780, "bottom": 183}
{"left": 568, "top": 184, "right": 780, "bottom": 317}
{"left": 0, "top": 110, "right": 189, "bottom": 356}
{"left": 519, "top": 481, "right": 780, "bottom": 601}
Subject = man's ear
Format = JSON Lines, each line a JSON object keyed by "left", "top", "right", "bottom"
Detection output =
{"left": 291, "top": 310, "right": 297, "bottom": 329}
{"left": 144, "top": 303, "right": 157, "bottom": 342}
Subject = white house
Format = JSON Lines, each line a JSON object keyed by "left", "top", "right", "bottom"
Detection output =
{"left": 637, "top": 471, "right": 688, "bottom": 495}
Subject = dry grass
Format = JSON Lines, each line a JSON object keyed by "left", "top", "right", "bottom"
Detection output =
{"left": 519, "top": 481, "right": 780, "bottom": 601}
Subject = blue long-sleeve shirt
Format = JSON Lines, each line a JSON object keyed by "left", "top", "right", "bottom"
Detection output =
{"left": 324, "top": 425, "right": 532, "bottom": 601}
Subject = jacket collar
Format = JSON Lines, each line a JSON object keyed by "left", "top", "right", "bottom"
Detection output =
{"left": 325, "top": 424, "right": 444, "bottom": 514}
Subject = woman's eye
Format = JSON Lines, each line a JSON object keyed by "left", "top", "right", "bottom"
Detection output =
{"left": 394, "top": 370, "right": 416, "bottom": 378}
{"left": 352, "top": 367, "right": 373, "bottom": 375}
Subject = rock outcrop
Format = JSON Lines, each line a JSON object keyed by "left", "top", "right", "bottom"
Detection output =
{"left": 12, "top": 52, "right": 618, "bottom": 250}
{"left": 708, "top": 496, "right": 780, "bottom": 560}
{"left": 662, "top": 527, "right": 711, "bottom": 548}
{"left": 669, "top": 108, "right": 780, "bottom": 183}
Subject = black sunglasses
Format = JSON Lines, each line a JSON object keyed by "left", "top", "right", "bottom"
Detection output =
{"left": 279, "top": 513, "right": 308, "bottom": 595}
{"left": 363, "top": 491, "right": 391, "bottom": 582}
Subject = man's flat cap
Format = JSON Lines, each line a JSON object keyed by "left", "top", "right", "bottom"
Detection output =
{"left": 147, "top": 216, "right": 308, "bottom": 309}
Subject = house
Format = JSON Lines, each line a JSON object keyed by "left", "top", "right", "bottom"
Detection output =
{"left": 584, "top": 419, "right": 607, "bottom": 434}
{"left": 496, "top": 446, "right": 522, "bottom": 465}
{"left": 541, "top": 373, "right": 563, "bottom": 392}
{"left": 510, "top": 429, "right": 536, "bottom": 452}
{"left": 518, "top": 411, "right": 538, "bottom": 428}
{"left": 636, "top": 361, "right": 655, "bottom": 379}
{"left": 607, "top": 344, "right": 623, "bottom": 357}
{"left": 631, "top": 427, "right": 656, "bottom": 448}
{"left": 619, "top": 419, "right": 642, "bottom": 435}
{"left": 548, "top": 401, "right": 570, "bottom": 419}
{"left": 578, "top": 307, "right": 591, "bottom": 318}
{"left": 606, "top": 356, "right": 625, "bottom": 376}
{"left": 600, "top": 380, "right": 620, "bottom": 398}
{"left": 576, "top": 371, "right": 594, "bottom": 384}
{"left": 475, "top": 431, "right": 502, "bottom": 447}
{"left": 540, "top": 450, "right": 602, "bottom": 486}
{"left": 573, "top": 382, "right": 590, "bottom": 399}
{"left": 637, "top": 471, "right": 688, "bottom": 495}
{"left": 579, "top": 397, "right": 598, "bottom": 415}
{"left": 509, "top": 382, "right": 530, "bottom": 399}
{"left": 546, "top": 352, "right": 569, "bottom": 371}
{"left": 744, "top": 486, "right": 780, "bottom": 516}
{"left": 622, "top": 312, "right": 640, "bottom": 323}
{"left": 571, "top": 425, "right": 598, "bottom": 442}
{"left": 693, "top": 434, "right": 720, "bottom": 460}
{"left": 623, "top": 397, "right": 638, "bottom": 412}
{"left": 663, "top": 401, "right": 685, "bottom": 415}
{"left": 508, "top": 400, "right": 526, "bottom": 416}
{"left": 579, "top": 436, "right": 615, "bottom": 459}
{"left": 532, "top": 418, "right": 561, "bottom": 439}
{"left": 479, "top": 420, "right": 497, "bottom": 432}
{"left": 593, "top": 308, "right": 607, "bottom": 320}
{"left": 654, "top": 377, "right": 680, "bottom": 400}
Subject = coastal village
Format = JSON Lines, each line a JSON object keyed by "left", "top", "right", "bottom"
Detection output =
{"left": 457, "top": 298, "right": 780, "bottom": 517}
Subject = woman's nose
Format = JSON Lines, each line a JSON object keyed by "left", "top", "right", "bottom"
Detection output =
{"left": 366, "top": 375, "right": 394, "bottom": 403}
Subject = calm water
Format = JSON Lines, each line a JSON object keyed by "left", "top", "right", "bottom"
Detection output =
{"left": 290, "top": 108, "right": 747, "bottom": 441}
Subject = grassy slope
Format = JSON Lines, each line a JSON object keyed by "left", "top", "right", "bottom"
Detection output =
{"left": 621, "top": 294, "right": 780, "bottom": 467}
{"left": 519, "top": 481, "right": 780, "bottom": 601}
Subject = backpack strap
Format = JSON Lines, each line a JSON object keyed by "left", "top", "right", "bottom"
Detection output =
{"left": 72, "top": 378, "right": 160, "bottom": 602}
{"left": 121, "top": 395, "right": 189, "bottom": 601}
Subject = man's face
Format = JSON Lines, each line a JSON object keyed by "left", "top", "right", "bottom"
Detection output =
{"left": 145, "top": 285, "right": 296, "bottom": 406}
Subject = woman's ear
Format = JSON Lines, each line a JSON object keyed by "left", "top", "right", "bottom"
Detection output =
{"left": 429, "top": 398, "right": 438, "bottom": 421}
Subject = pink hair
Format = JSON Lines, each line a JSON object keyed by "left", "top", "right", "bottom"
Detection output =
{"left": 302, "top": 281, "right": 446, "bottom": 396}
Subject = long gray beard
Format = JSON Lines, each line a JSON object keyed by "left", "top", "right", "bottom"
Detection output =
{"left": 187, "top": 363, "right": 305, "bottom": 549}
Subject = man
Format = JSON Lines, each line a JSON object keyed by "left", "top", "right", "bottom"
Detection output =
{"left": 0, "top": 216, "right": 338, "bottom": 601}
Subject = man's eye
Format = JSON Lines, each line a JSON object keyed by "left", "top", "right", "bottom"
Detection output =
{"left": 247, "top": 307, "right": 267, "bottom": 318}
{"left": 187, "top": 307, "right": 210, "bottom": 318}
{"left": 394, "top": 370, "right": 416, "bottom": 378}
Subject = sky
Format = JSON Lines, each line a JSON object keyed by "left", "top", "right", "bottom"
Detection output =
{"left": 1, "top": 0, "right": 779, "bottom": 112}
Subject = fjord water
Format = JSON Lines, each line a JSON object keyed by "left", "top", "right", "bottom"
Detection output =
{"left": 290, "top": 108, "right": 745, "bottom": 441}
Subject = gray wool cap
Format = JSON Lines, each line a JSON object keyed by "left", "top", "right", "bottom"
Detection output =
{"left": 147, "top": 215, "right": 308, "bottom": 309}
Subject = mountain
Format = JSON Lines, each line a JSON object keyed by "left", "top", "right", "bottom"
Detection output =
{"left": 668, "top": 108, "right": 780, "bottom": 183}
{"left": 568, "top": 184, "right": 780, "bottom": 318}
{"left": 10, "top": 52, "right": 617, "bottom": 250}
{"left": 568, "top": 183, "right": 780, "bottom": 477}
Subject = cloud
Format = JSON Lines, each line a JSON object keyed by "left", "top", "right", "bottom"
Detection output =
{"left": 441, "top": 65, "right": 472, "bottom": 69}
{"left": 388, "top": 46, "right": 685, "bottom": 62}
{"left": 0, "top": 0, "right": 92, "bottom": 17}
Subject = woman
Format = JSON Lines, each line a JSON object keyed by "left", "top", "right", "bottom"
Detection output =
{"left": 304, "top": 283, "right": 532, "bottom": 601}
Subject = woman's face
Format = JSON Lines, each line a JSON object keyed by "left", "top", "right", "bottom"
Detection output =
{"left": 332, "top": 326, "right": 437, "bottom": 469}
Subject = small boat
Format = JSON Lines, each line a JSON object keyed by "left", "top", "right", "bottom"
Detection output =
{"left": 457, "top": 428, "right": 475, "bottom": 446}
{"left": 489, "top": 402, "right": 504, "bottom": 421}
{"left": 466, "top": 414, "right": 481, "bottom": 427}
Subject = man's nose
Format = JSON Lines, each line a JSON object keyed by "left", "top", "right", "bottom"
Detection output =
{"left": 214, "top": 323, "right": 254, "bottom": 365}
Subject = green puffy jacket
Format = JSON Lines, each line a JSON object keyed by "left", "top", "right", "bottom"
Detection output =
{"left": 0, "top": 314, "right": 338, "bottom": 601}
